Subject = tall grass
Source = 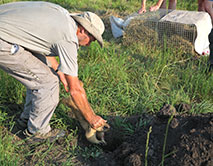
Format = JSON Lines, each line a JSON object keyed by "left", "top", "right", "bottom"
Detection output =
{"left": 0, "top": 109, "right": 20, "bottom": 166}
{"left": 0, "top": 71, "right": 25, "bottom": 104}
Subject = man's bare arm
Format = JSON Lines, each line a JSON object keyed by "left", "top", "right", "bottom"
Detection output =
{"left": 46, "top": 56, "right": 59, "bottom": 71}
{"left": 46, "top": 56, "right": 105, "bottom": 128}
{"left": 65, "top": 75, "right": 106, "bottom": 129}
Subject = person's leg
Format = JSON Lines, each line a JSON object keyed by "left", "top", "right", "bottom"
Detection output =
{"left": 19, "top": 89, "right": 32, "bottom": 124}
{"left": 204, "top": 0, "right": 213, "bottom": 21}
{"left": 0, "top": 39, "right": 60, "bottom": 134}
{"left": 208, "top": 29, "right": 213, "bottom": 67}
{"left": 198, "top": 0, "right": 205, "bottom": 11}
{"left": 160, "top": 0, "right": 167, "bottom": 9}
{"left": 20, "top": 53, "right": 50, "bottom": 124}
{"left": 168, "top": 0, "right": 177, "bottom": 10}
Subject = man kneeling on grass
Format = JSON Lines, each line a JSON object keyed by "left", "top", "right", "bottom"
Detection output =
{"left": 0, "top": 1, "right": 106, "bottom": 142}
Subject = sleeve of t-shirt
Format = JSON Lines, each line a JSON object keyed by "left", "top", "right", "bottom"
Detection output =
{"left": 54, "top": 40, "right": 78, "bottom": 76}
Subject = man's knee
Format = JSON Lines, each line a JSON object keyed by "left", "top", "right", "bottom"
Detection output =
{"left": 47, "top": 74, "right": 60, "bottom": 103}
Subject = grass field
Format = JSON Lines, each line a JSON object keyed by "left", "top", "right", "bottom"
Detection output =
{"left": 0, "top": 0, "right": 212, "bottom": 165}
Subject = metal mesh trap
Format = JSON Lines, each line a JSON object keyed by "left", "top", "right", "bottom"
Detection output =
{"left": 123, "top": 9, "right": 197, "bottom": 54}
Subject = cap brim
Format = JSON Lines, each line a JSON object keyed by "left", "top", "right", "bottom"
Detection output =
{"left": 70, "top": 14, "right": 104, "bottom": 47}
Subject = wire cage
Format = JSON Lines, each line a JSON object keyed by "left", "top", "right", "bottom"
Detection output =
{"left": 123, "top": 9, "right": 197, "bottom": 54}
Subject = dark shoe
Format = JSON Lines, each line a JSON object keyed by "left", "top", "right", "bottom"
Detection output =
{"left": 17, "top": 118, "right": 28, "bottom": 130}
{"left": 10, "top": 118, "right": 28, "bottom": 139}
{"left": 23, "top": 129, "right": 65, "bottom": 144}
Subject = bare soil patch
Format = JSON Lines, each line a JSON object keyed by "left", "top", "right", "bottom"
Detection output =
{"left": 5, "top": 103, "right": 213, "bottom": 166}
{"left": 88, "top": 104, "right": 212, "bottom": 166}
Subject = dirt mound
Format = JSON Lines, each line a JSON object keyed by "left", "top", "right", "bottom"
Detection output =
{"left": 90, "top": 105, "right": 212, "bottom": 166}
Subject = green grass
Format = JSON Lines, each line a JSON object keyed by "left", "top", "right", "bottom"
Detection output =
{"left": 145, "top": 126, "right": 152, "bottom": 166}
{"left": 0, "top": 109, "right": 20, "bottom": 166}
{"left": 161, "top": 113, "right": 175, "bottom": 166}
{"left": 0, "top": 71, "right": 26, "bottom": 104}
{"left": 0, "top": 0, "right": 212, "bottom": 165}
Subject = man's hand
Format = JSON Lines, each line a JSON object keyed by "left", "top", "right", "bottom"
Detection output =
{"left": 65, "top": 75, "right": 107, "bottom": 130}
{"left": 89, "top": 114, "right": 107, "bottom": 130}
{"left": 57, "top": 71, "right": 69, "bottom": 92}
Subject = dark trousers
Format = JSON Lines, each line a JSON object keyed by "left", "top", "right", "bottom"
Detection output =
{"left": 209, "top": 29, "right": 213, "bottom": 65}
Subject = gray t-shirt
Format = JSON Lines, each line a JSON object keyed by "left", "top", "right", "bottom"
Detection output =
{"left": 0, "top": 1, "right": 79, "bottom": 76}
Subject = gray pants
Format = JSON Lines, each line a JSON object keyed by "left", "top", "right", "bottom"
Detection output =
{"left": 0, "top": 39, "right": 59, "bottom": 134}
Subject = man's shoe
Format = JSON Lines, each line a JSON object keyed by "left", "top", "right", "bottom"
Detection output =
{"left": 23, "top": 129, "right": 65, "bottom": 143}
{"left": 16, "top": 118, "right": 28, "bottom": 130}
